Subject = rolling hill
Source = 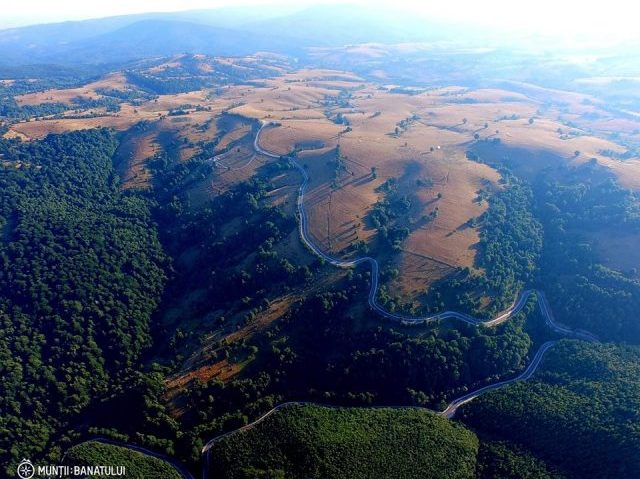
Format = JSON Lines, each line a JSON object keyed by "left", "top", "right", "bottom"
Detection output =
{"left": 206, "top": 404, "right": 479, "bottom": 479}
{"left": 1, "top": 6, "right": 640, "bottom": 478}
{"left": 459, "top": 341, "right": 640, "bottom": 478}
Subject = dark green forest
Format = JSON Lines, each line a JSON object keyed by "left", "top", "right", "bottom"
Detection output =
{"left": 65, "top": 441, "right": 182, "bottom": 479}
{"left": 459, "top": 341, "right": 640, "bottom": 478}
{"left": 535, "top": 172, "right": 640, "bottom": 342}
{"left": 475, "top": 441, "right": 566, "bottom": 479}
{"left": 468, "top": 147, "right": 640, "bottom": 341}
{"left": 208, "top": 404, "right": 479, "bottom": 479}
{"left": 0, "top": 130, "right": 167, "bottom": 473}
{"left": 207, "top": 403, "right": 571, "bottom": 479}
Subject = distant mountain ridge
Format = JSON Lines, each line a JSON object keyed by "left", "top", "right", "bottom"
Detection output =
{"left": 0, "top": 5, "right": 477, "bottom": 67}
{"left": 0, "top": 5, "right": 300, "bottom": 65}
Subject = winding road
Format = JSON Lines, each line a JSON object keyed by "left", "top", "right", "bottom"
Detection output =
{"left": 440, "top": 340, "right": 557, "bottom": 418}
{"left": 62, "top": 437, "right": 195, "bottom": 479}
{"left": 74, "top": 121, "right": 600, "bottom": 479}
{"left": 253, "top": 120, "right": 596, "bottom": 333}
{"left": 197, "top": 122, "right": 601, "bottom": 476}
{"left": 200, "top": 337, "right": 556, "bottom": 474}
{"left": 211, "top": 150, "right": 257, "bottom": 171}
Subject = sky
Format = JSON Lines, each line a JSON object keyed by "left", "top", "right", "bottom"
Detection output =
{"left": 1, "top": 0, "right": 638, "bottom": 43}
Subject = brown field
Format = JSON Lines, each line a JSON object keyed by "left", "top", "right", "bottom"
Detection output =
{"left": 215, "top": 81, "right": 507, "bottom": 305}
{"left": 6, "top": 58, "right": 631, "bottom": 391}
{"left": 139, "top": 91, "right": 210, "bottom": 112}
{"left": 9, "top": 115, "right": 139, "bottom": 139}
{"left": 216, "top": 122, "right": 252, "bottom": 152}
{"left": 113, "top": 127, "right": 159, "bottom": 190}
{"left": 5, "top": 60, "right": 640, "bottom": 311}
{"left": 387, "top": 251, "right": 456, "bottom": 305}
{"left": 14, "top": 72, "right": 129, "bottom": 106}
{"left": 260, "top": 120, "right": 342, "bottom": 154}
{"left": 7, "top": 103, "right": 160, "bottom": 139}
{"left": 167, "top": 359, "right": 243, "bottom": 391}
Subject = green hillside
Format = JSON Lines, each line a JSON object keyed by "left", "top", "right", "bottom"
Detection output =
{"left": 0, "top": 129, "right": 169, "bottom": 472}
{"left": 459, "top": 341, "right": 640, "bottom": 478}
{"left": 207, "top": 404, "right": 479, "bottom": 479}
{"left": 65, "top": 441, "right": 182, "bottom": 479}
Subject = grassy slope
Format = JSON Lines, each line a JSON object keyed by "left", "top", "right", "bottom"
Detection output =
{"left": 208, "top": 404, "right": 479, "bottom": 479}
{"left": 65, "top": 442, "right": 181, "bottom": 479}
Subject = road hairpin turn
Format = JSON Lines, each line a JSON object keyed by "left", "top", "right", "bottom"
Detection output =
{"left": 198, "top": 122, "right": 601, "bottom": 478}
{"left": 77, "top": 122, "right": 600, "bottom": 479}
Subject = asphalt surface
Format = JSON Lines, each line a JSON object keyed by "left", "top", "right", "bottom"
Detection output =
{"left": 62, "top": 437, "right": 195, "bottom": 479}
{"left": 253, "top": 122, "right": 598, "bottom": 332}
{"left": 439, "top": 340, "right": 558, "bottom": 418}
{"left": 74, "top": 123, "right": 601, "bottom": 479}
{"left": 197, "top": 123, "right": 602, "bottom": 474}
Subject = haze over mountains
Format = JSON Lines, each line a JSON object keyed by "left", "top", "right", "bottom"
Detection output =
{"left": 1, "top": 3, "right": 640, "bottom": 478}
{"left": 0, "top": 5, "right": 512, "bottom": 66}
{"left": 2, "top": 2, "right": 639, "bottom": 95}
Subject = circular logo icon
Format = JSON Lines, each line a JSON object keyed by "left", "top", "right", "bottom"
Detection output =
{"left": 17, "top": 459, "right": 35, "bottom": 479}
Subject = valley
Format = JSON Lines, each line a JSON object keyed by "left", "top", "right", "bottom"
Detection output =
{"left": 1, "top": 6, "right": 640, "bottom": 478}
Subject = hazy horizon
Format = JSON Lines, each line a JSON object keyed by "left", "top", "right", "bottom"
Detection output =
{"left": 2, "top": 0, "right": 639, "bottom": 477}
{"left": 2, "top": 0, "right": 639, "bottom": 47}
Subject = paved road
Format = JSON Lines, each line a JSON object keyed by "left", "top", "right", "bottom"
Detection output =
{"left": 62, "top": 437, "right": 195, "bottom": 479}
{"left": 196, "top": 123, "right": 602, "bottom": 477}
{"left": 440, "top": 340, "right": 558, "bottom": 418}
{"left": 253, "top": 122, "right": 595, "bottom": 333}
{"left": 201, "top": 401, "right": 314, "bottom": 479}
{"left": 77, "top": 122, "right": 600, "bottom": 479}
{"left": 200, "top": 340, "right": 564, "bottom": 474}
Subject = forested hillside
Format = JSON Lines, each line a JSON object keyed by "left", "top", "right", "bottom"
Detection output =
{"left": 207, "top": 404, "right": 479, "bottom": 479}
{"left": 464, "top": 151, "right": 640, "bottom": 343}
{"left": 459, "top": 341, "right": 640, "bottom": 478}
{"left": 65, "top": 441, "right": 182, "bottom": 479}
{"left": 206, "top": 403, "right": 570, "bottom": 479}
{"left": 535, "top": 172, "right": 640, "bottom": 342}
{"left": 423, "top": 178, "right": 542, "bottom": 317}
{"left": 476, "top": 441, "right": 566, "bottom": 479}
{"left": 181, "top": 287, "right": 542, "bottom": 461}
{"left": 0, "top": 130, "right": 167, "bottom": 472}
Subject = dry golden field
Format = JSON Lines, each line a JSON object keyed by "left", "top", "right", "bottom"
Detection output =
{"left": 113, "top": 127, "right": 159, "bottom": 190}
{"left": 13, "top": 72, "right": 129, "bottom": 106}
{"left": 5, "top": 59, "right": 640, "bottom": 311}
